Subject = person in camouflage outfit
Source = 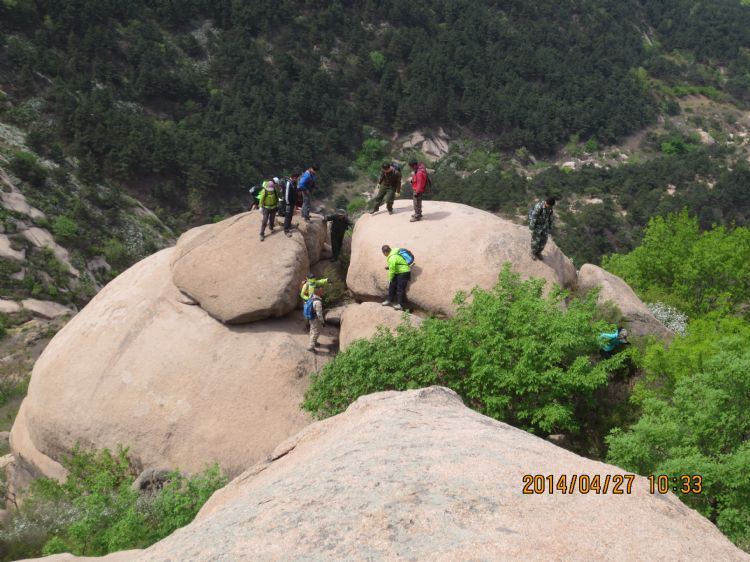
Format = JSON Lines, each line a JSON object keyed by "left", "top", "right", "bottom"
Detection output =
{"left": 529, "top": 197, "right": 556, "bottom": 259}
{"left": 370, "top": 162, "right": 402, "bottom": 215}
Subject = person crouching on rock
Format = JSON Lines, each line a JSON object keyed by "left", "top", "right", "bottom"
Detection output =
{"left": 305, "top": 285, "right": 325, "bottom": 352}
{"left": 259, "top": 180, "right": 279, "bottom": 242}
{"left": 598, "top": 327, "right": 629, "bottom": 359}
{"left": 381, "top": 244, "right": 411, "bottom": 311}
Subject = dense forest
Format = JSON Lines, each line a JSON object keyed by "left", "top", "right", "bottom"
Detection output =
{"left": 2, "top": 0, "right": 749, "bottom": 221}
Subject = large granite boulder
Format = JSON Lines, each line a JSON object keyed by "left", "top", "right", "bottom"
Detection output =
{"left": 578, "top": 264, "right": 673, "bottom": 339}
{"left": 47, "top": 387, "right": 744, "bottom": 561}
{"left": 9, "top": 247, "right": 328, "bottom": 491}
{"left": 339, "top": 302, "right": 422, "bottom": 351}
{"left": 171, "top": 212, "right": 326, "bottom": 324}
{"left": 347, "top": 200, "right": 576, "bottom": 316}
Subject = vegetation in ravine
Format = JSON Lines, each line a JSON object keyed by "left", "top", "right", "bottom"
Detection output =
{"left": 0, "top": 446, "right": 227, "bottom": 561}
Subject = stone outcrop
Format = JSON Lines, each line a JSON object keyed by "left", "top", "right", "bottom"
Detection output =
{"left": 21, "top": 227, "right": 80, "bottom": 277}
{"left": 339, "top": 302, "right": 422, "bottom": 351}
{"left": 170, "top": 212, "right": 326, "bottom": 324}
{"left": 9, "top": 247, "right": 328, "bottom": 491}
{"left": 49, "top": 388, "right": 745, "bottom": 561}
{"left": 347, "top": 200, "right": 576, "bottom": 316}
{"left": 20, "top": 299, "right": 75, "bottom": 319}
{"left": 577, "top": 264, "right": 672, "bottom": 339}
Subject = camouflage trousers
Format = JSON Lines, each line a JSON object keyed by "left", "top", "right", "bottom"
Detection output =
{"left": 309, "top": 318, "right": 322, "bottom": 348}
{"left": 371, "top": 185, "right": 396, "bottom": 212}
{"left": 531, "top": 229, "right": 549, "bottom": 255}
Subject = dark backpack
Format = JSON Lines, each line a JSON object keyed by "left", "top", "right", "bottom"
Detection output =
{"left": 398, "top": 248, "right": 415, "bottom": 266}
{"left": 303, "top": 297, "right": 317, "bottom": 320}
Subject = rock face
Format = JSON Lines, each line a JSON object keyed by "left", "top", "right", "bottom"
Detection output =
{"left": 578, "top": 264, "right": 673, "bottom": 339}
{"left": 68, "top": 387, "right": 745, "bottom": 561}
{"left": 171, "top": 212, "right": 326, "bottom": 324}
{"left": 347, "top": 200, "right": 576, "bottom": 316}
{"left": 339, "top": 302, "right": 422, "bottom": 351}
{"left": 20, "top": 299, "right": 75, "bottom": 319}
{"left": 9, "top": 247, "right": 327, "bottom": 490}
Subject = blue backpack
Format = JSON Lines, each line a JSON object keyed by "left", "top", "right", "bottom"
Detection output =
{"left": 398, "top": 248, "right": 415, "bottom": 266}
{"left": 303, "top": 297, "right": 317, "bottom": 320}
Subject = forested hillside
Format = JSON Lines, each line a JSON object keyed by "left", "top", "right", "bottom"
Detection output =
{"left": 2, "top": 0, "right": 749, "bottom": 224}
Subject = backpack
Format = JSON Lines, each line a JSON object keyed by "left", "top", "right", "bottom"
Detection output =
{"left": 303, "top": 297, "right": 317, "bottom": 320}
{"left": 398, "top": 248, "right": 415, "bottom": 266}
{"left": 391, "top": 162, "right": 401, "bottom": 173}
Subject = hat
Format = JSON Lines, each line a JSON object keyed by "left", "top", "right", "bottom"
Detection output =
{"left": 273, "top": 176, "right": 280, "bottom": 183}
{"left": 619, "top": 328, "right": 629, "bottom": 339}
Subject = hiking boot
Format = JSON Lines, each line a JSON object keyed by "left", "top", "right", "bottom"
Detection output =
{"left": 388, "top": 209, "right": 393, "bottom": 215}
{"left": 530, "top": 251, "right": 541, "bottom": 260}
{"left": 260, "top": 233, "right": 265, "bottom": 241}
{"left": 409, "top": 216, "right": 422, "bottom": 223}
{"left": 381, "top": 300, "right": 392, "bottom": 307}
{"left": 370, "top": 209, "right": 378, "bottom": 215}
{"left": 284, "top": 231, "right": 292, "bottom": 238}
{"left": 307, "top": 344, "right": 316, "bottom": 352}
{"left": 393, "top": 304, "right": 403, "bottom": 311}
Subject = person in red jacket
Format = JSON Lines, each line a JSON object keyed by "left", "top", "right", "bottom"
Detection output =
{"left": 408, "top": 159, "right": 427, "bottom": 222}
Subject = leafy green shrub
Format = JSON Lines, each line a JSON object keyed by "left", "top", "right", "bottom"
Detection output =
{"left": 607, "top": 345, "right": 750, "bottom": 550}
{"left": 346, "top": 196, "right": 367, "bottom": 215}
{"left": 102, "top": 238, "right": 129, "bottom": 270}
{"left": 51, "top": 216, "right": 79, "bottom": 244}
{"left": 9, "top": 151, "right": 47, "bottom": 188}
{"left": 0, "top": 446, "right": 227, "bottom": 560}
{"left": 304, "top": 265, "right": 628, "bottom": 435}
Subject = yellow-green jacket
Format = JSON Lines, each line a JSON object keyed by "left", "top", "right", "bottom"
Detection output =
{"left": 300, "top": 277, "right": 329, "bottom": 301}
{"left": 387, "top": 248, "right": 411, "bottom": 281}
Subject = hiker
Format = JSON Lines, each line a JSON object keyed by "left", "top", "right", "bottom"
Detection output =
{"left": 304, "top": 285, "right": 326, "bottom": 352}
{"left": 408, "top": 159, "right": 428, "bottom": 222}
{"left": 300, "top": 273, "right": 328, "bottom": 302}
{"left": 599, "top": 327, "right": 629, "bottom": 359}
{"left": 325, "top": 209, "right": 354, "bottom": 261}
{"left": 298, "top": 164, "right": 319, "bottom": 222}
{"left": 528, "top": 196, "right": 556, "bottom": 259}
{"left": 273, "top": 177, "right": 286, "bottom": 217}
{"left": 282, "top": 174, "right": 300, "bottom": 237}
{"left": 248, "top": 184, "right": 263, "bottom": 211}
{"left": 381, "top": 244, "right": 412, "bottom": 311}
{"left": 370, "top": 162, "right": 402, "bottom": 215}
{"left": 258, "top": 180, "right": 279, "bottom": 241}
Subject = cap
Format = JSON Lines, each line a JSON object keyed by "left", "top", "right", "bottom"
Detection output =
{"left": 273, "top": 176, "right": 280, "bottom": 183}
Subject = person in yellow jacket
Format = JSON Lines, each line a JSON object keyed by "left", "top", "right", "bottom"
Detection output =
{"left": 381, "top": 244, "right": 412, "bottom": 311}
{"left": 258, "top": 180, "right": 278, "bottom": 241}
{"left": 300, "top": 273, "right": 329, "bottom": 302}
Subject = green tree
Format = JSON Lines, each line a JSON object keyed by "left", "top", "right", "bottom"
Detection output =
{"left": 607, "top": 346, "right": 750, "bottom": 550}
{"left": 304, "top": 265, "right": 629, "bottom": 435}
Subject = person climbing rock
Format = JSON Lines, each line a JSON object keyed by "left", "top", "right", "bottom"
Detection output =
{"left": 381, "top": 244, "right": 412, "bottom": 311}
{"left": 599, "top": 327, "right": 629, "bottom": 359}
{"left": 258, "top": 180, "right": 279, "bottom": 241}
{"left": 305, "top": 285, "right": 325, "bottom": 352}
{"left": 282, "top": 174, "right": 300, "bottom": 237}
{"left": 408, "top": 159, "right": 428, "bottom": 222}
{"left": 300, "top": 273, "right": 328, "bottom": 302}
{"left": 298, "top": 164, "right": 319, "bottom": 222}
{"left": 528, "top": 196, "right": 556, "bottom": 259}
{"left": 370, "top": 162, "right": 402, "bottom": 215}
{"left": 325, "top": 209, "right": 354, "bottom": 261}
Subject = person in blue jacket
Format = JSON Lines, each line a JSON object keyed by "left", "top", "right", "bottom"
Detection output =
{"left": 599, "top": 327, "right": 629, "bottom": 358}
{"left": 298, "top": 164, "right": 319, "bottom": 222}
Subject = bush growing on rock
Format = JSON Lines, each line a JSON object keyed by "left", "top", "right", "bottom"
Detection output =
{"left": 304, "top": 265, "right": 631, "bottom": 435}
{"left": 0, "top": 446, "right": 227, "bottom": 560}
